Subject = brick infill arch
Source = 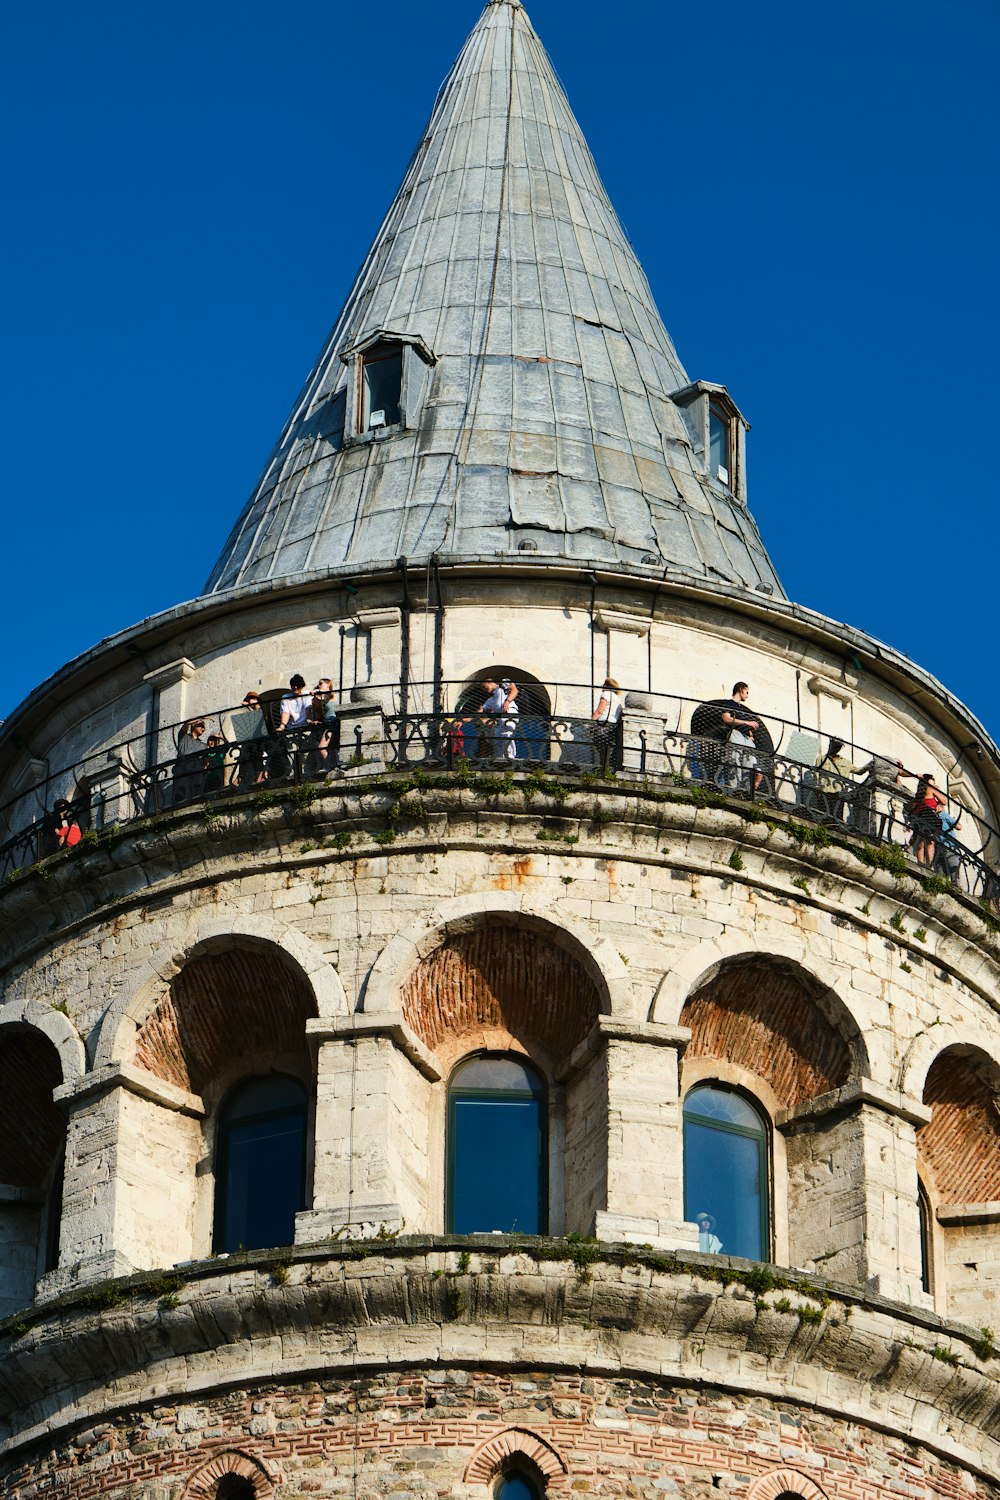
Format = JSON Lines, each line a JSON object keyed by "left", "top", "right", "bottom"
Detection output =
{"left": 181, "top": 1448, "right": 276, "bottom": 1499}
{"left": 746, "top": 1471, "right": 827, "bottom": 1500}
{"left": 464, "top": 1429, "right": 568, "bottom": 1487}
{"left": 362, "top": 892, "right": 635, "bottom": 1022}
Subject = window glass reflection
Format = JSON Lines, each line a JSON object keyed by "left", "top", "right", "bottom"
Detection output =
{"left": 214, "top": 1075, "right": 307, "bottom": 1253}
{"left": 448, "top": 1054, "right": 546, "bottom": 1234}
{"left": 683, "top": 1083, "right": 768, "bottom": 1260}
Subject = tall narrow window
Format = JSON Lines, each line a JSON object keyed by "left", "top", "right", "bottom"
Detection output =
{"left": 918, "top": 1181, "right": 933, "bottom": 1295}
{"left": 447, "top": 1054, "right": 547, "bottom": 1234}
{"left": 214, "top": 1075, "right": 307, "bottom": 1253}
{"left": 709, "top": 401, "right": 731, "bottom": 484}
{"left": 683, "top": 1083, "right": 769, "bottom": 1260}
{"left": 360, "top": 340, "right": 403, "bottom": 430}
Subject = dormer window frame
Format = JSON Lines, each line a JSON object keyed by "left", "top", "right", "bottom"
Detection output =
{"left": 670, "top": 381, "right": 749, "bottom": 503}
{"left": 340, "top": 329, "right": 436, "bottom": 446}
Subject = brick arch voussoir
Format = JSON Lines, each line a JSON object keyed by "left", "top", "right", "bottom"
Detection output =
{"left": 362, "top": 893, "right": 635, "bottom": 1023}
{"left": 674, "top": 950, "right": 867, "bottom": 1110}
{"left": 464, "top": 1428, "right": 568, "bottom": 1487}
{"left": 95, "top": 915, "right": 347, "bottom": 1070}
{"left": 654, "top": 938, "right": 869, "bottom": 1081}
{"left": 181, "top": 1447, "right": 277, "bottom": 1499}
{"left": 745, "top": 1470, "right": 828, "bottom": 1500}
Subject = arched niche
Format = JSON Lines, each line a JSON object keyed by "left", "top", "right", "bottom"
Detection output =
{"left": 679, "top": 954, "right": 862, "bottom": 1108}
{"left": 135, "top": 941, "right": 318, "bottom": 1097}
{"left": 456, "top": 666, "right": 552, "bottom": 720}
{"left": 0, "top": 1024, "right": 66, "bottom": 1313}
{"left": 95, "top": 916, "right": 347, "bottom": 1073}
{"left": 918, "top": 1046, "right": 1000, "bottom": 1205}
{"left": 399, "top": 920, "right": 603, "bottom": 1069}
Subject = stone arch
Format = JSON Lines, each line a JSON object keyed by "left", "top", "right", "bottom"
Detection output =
{"left": 364, "top": 893, "right": 633, "bottom": 1026}
{"left": 746, "top": 1471, "right": 827, "bottom": 1500}
{"left": 677, "top": 953, "right": 864, "bottom": 1109}
{"left": 0, "top": 999, "right": 84, "bottom": 1088}
{"left": 0, "top": 1022, "right": 65, "bottom": 1190}
{"left": 181, "top": 1449, "right": 276, "bottom": 1499}
{"left": 898, "top": 1021, "right": 989, "bottom": 1100}
{"left": 96, "top": 916, "right": 347, "bottom": 1072}
{"left": 649, "top": 928, "right": 865, "bottom": 1060}
{"left": 918, "top": 1045, "right": 1000, "bottom": 1205}
{"left": 464, "top": 1429, "right": 568, "bottom": 1487}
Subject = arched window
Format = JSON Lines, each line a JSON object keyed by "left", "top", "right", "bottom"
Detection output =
{"left": 456, "top": 669, "right": 552, "bottom": 763}
{"left": 495, "top": 1472, "right": 543, "bottom": 1500}
{"left": 447, "top": 1054, "right": 547, "bottom": 1234}
{"left": 216, "top": 1479, "right": 256, "bottom": 1500}
{"left": 214, "top": 1075, "right": 308, "bottom": 1254}
{"left": 918, "top": 1181, "right": 933, "bottom": 1295}
{"left": 683, "top": 1083, "right": 769, "bottom": 1260}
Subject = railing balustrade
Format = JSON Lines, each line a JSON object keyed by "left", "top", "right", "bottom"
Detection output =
{"left": 1, "top": 686, "right": 997, "bottom": 908}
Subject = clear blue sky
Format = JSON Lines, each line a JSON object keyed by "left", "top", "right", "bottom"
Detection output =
{"left": 2, "top": 0, "right": 997, "bottom": 736}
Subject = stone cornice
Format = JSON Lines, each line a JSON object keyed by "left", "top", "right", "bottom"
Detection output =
{"left": 777, "top": 1079, "right": 932, "bottom": 1131}
{"left": 2, "top": 1241, "right": 999, "bottom": 1479}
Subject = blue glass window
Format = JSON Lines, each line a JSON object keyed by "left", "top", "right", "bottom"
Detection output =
{"left": 214, "top": 1075, "right": 308, "bottom": 1253}
{"left": 683, "top": 1083, "right": 768, "bottom": 1260}
{"left": 709, "top": 403, "right": 731, "bottom": 481}
{"left": 362, "top": 342, "right": 403, "bottom": 429}
{"left": 447, "top": 1055, "right": 546, "bottom": 1234}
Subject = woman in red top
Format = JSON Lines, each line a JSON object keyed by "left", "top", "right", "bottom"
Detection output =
{"left": 909, "top": 773, "right": 948, "bottom": 867}
{"left": 52, "top": 798, "right": 82, "bottom": 849}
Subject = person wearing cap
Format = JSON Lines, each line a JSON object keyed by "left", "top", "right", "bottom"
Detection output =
{"left": 481, "top": 676, "right": 519, "bottom": 760}
{"left": 230, "top": 689, "right": 268, "bottom": 784}
{"left": 695, "top": 1211, "right": 722, "bottom": 1254}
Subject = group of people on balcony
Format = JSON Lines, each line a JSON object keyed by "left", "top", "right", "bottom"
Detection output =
{"left": 27, "top": 669, "right": 986, "bottom": 898}
{"left": 172, "top": 676, "right": 344, "bottom": 803}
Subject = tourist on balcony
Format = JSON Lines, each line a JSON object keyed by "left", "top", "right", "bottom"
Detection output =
{"left": 49, "top": 798, "right": 82, "bottom": 852}
{"left": 689, "top": 682, "right": 760, "bottom": 787}
{"left": 229, "top": 690, "right": 268, "bottom": 784}
{"left": 481, "top": 677, "right": 519, "bottom": 760}
{"left": 722, "top": 682, "right": 764, "bottom": 792}
{"left": 278, "top": 674, "right": 310, "bottom": 731}
{"left": 311, "top": 678, "right": 343, "bottom": 779}
{"left": 815, "top": 737, "right": 866, "bottom": 822}
{"left": 592, "top": 677, "right": 624, "bottom": 773}
{"left": 173, "top": 719, "right": 208, "bottom": 805}
{"left": 906, "top": 772, "right": 949, "bottom": 866}
{"left": 204, "top": 734, "right": 227, "bottom": 794}
{"left": 936, "top": 809, "right": 964, "bottom": 887}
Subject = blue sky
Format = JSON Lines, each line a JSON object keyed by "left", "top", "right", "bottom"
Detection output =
{"left": 2, "top": 0, "right": 997, "bottom": 736}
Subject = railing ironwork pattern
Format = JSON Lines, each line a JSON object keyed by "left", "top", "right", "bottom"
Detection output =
{"left": 1, "top": 687, "right": 998, "bottom": 907}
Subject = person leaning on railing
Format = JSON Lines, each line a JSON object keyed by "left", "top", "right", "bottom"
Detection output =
{"left": 896, "top": 766, "right": 951, "bottom": 867}
{"left": 815, "top": 737, "right": 867, "bottom": 822}
{"left": 591, "top": 677, "right": 624, "bottom": 773}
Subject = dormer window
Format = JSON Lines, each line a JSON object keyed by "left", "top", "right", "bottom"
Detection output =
{"left": 361, "top": 340, "right": 403, "bottom": 431}
{"left": 339, "top": 329, "right": 436, "bottom": 444}
{"left": 709, "top": 401, "right": 731, "bottom": 486}
{"left": 670, "top": 380, "right": 749, "bottom": 502}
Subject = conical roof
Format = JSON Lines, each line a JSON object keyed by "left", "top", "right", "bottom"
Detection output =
{"left": 206, "top": 0, "right": 784, "bottom": 598}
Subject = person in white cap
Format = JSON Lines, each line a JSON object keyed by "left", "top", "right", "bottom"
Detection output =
{"left": 695, "top": 1211, "right": 722, "bottom": 1254}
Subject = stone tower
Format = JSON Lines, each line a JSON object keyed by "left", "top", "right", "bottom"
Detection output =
{"left": 1, "top": 3, "right": 999, "bottom": 1499}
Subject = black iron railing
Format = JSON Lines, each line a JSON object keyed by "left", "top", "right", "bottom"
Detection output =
{"left": 1, "top": 690, "right": 998, "bottom": 907}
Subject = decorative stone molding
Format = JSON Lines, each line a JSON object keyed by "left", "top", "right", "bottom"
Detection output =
{"left": 181, "top": 1448, "right": 276, "bottom": 1498}
{"left": 143, "top": 658, "right": 196, "bottom": 692}
{"left": 464, "top": 1428, "right": 568, "bottom": 1487}
{"left": 558, "top": 1017, "right": 691, "bottom": 1083}
{"left": 306, "top": 1012, "right": 442, "bottom": 1080}
{"left": 778, "top": 1078, "right": 931, "bottom": 1131}
{"left": 746, "top": 1470, "right": 828, "bottom": 1500}
{"left": 54, "top": 1059, "right": 205, "bottom": 1117}
{"left": 593, "top": 608, "right": 651, "bottom": 637}
{"left": 806, "top": 671, "right": 856, "bottom": 706}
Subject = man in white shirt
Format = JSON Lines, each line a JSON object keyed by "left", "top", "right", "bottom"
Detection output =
{"left": 481, "top": 677, "right": 518, "bottom": 760}
{"left": 279, "top": 675, "right": 310, "bottom": 731}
